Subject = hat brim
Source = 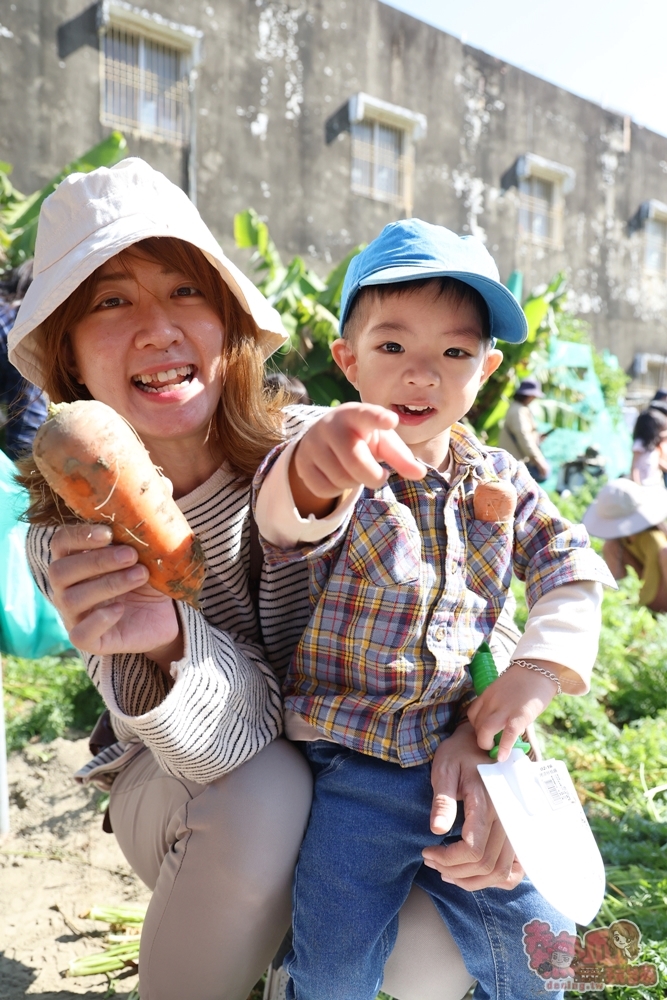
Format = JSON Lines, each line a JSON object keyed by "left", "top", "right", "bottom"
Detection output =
{"left": 9, "top": 213, "right": 288, "bottom": 389}
{"left": 357, "top": 265, "right": 528, "bottom": 344}
{"left": 583, "top": 489, "right": 667, "bottom": 540}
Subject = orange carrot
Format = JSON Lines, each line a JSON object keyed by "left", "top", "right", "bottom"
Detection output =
{"left": 473, "top": 480, "right": 517, "bottom": 523}
{"left": 32, "top": 400, "right": 206, "bottom": 607}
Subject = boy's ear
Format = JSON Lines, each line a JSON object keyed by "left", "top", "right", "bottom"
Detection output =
{"left": 331, "top": 338, "right": 359, "bottom": 387}
{"left": 481, "top": 347, "right": 503, "bottom": 383}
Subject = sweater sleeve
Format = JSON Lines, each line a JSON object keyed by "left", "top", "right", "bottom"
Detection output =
{"left": 513, "top": 580, "right": 603, "bottom": 694}
{"left": 255, "top": 437, "right": 362, "bottom": 548}
{"left": 26, "top": 524, "right": 283, "bottom": 783}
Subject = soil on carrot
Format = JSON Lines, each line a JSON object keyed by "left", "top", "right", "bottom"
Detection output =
{"left": 0, "top": 736, "right": 149, "bottom": 1000}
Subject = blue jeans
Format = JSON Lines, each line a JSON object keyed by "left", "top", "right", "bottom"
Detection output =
{"left": 285, "top": 742, "right": 574, "bottom": 1000}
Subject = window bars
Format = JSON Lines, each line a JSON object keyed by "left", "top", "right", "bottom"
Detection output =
{"left": 351, "top": 120, "right": 408, "bottom": 208}
{"left": 101, "top": 26, "right": 188, "bottom": 145}
{"left": 518, "top": 176, "right": 558, "bottom": 246}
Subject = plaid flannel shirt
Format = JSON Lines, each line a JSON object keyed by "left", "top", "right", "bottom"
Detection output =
{"left": 255, "top": 422, "right": 615, "bottom": 766}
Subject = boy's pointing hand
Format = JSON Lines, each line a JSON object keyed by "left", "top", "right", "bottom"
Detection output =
{"left": 290, "top": 402, "right": 426, "bottom": 517}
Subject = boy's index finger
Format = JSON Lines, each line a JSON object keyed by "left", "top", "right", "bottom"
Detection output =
{"left": 375, "top": 429, "right": 427, "bottom": 481}
{"left": 335, "top": 401, "right": 398, "bottom": 438}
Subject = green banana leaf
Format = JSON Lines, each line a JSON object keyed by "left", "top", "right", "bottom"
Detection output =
{"left": 317, "top": 245, "right": 365, "bottom": 311}
{"left": 1, "top": 132, "right": 127, "bottom": 269}
{"left": 235, "top": 207, "right": 362, "bottom": 405}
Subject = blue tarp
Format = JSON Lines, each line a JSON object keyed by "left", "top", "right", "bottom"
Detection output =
{"left": 0, "top": 448, "right": 71, "bottom": 658}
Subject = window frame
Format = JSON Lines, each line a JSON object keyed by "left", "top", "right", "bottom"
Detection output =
{"left": 350, "top": 119, "right": 405, "bottom": 207}
{"left": 515, "top": 153, "right": 575, "bottom": 250}
{"left": 98, "top": 1, "right": 202, "bottom": 148}
{"left": 347, "top": 92, "right": 427, "bottom": 216}
{"left": 640, "top": 200, "right": 667, "bottom": 278}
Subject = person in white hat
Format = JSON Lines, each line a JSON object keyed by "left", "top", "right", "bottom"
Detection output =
{"left": 10, "top": 159, "right": 508, "bottom": 1000}
{"left": 584, "top": 479, "right": 667, "bottom": 612}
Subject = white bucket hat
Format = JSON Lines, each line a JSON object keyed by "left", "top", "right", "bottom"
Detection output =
{"left": 582, "top": 478, "right": 667, "bottom": 540}
{"left": 8, "top": 157, "right": 288, "bottom": 388}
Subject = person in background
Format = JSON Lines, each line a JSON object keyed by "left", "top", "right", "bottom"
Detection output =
{"left": 630, "top": 407, "right": 667, "bottom": 487}
{"left": 498, "top": 375, "right": 550, "bottom": 482}
{"left": 651, "top": 388, "right": 667, "bottom": 406}
{"left": 584, "top": 479, "right": 667, "bottom": 613}
{"left": 0, "top": 260, "right": 47, "bottom": 459}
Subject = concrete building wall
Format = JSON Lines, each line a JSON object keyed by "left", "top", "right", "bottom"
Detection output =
{"left": 1, "top": 0, "right": 666, "bottom": 396}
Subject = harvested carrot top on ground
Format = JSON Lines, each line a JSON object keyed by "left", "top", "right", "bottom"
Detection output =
{"left": 32, "top": 400, "right": 206, "bottom": 607}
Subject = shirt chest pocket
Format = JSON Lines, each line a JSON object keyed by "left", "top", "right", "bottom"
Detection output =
{"left": 466, "top": 518, "right": 514, "bottom": 599}
{"left": 347, "top": 499, "right": 422, "bottom": 588}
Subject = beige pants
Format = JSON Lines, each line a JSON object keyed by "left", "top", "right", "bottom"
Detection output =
{"left": 109, "top": 739, "right": 474, "bottom": 1000}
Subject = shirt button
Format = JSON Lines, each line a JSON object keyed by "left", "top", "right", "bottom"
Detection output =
{"left": 434, "top": 626, "right": 445, "bottom": 641}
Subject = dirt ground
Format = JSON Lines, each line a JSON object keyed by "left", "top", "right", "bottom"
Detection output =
{"left": 0, "top": 737, "right": 151, "bottom": 1000}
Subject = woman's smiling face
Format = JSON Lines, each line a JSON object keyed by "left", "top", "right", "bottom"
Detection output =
{"left": 70, "top": 252, "right": 225, "bottom": 453}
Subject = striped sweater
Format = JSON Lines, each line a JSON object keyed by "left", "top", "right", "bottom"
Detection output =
{"left": 26, "top": 406, "right": 318, "bottom": 787}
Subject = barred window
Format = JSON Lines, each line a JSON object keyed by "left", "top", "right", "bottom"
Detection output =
{"left": 351, "top": 120, "right": 405, "bottom": 205}
{"left": 518, "top": 176, "right": 556, "bottom": 245}
{"left": 645, "top": 217, "right": 667, "bottom": 275}
{"left": 101, "top": 27, "right": 189, "bottom": 144}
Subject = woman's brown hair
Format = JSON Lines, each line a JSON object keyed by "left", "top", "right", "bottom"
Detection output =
{"left": 19, "top": 237, "right": 287, "bottom": 523}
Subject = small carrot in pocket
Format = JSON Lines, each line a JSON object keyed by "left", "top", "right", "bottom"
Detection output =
{"left": 473, "top": 480, "right": 517, "bottom": 523}
{"left": 32, "top": 400, "right": 206, "bottom": 606}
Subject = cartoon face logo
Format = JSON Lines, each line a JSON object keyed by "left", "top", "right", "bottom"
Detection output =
{"left": 551, "top": 945, "right": 574, "bottom": 970}
{"left": 522, "top": 920, "right": 576, "bottom": 980}
{"left": 526, "top": 917, "right": 658, "bottom": 989}
{"left": 610, "top": 921, "right": 640, "bottom": 961}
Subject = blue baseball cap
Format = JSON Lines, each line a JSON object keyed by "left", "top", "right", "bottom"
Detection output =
{"left": 339, "top": 218, "right": 528, "bottom": 344}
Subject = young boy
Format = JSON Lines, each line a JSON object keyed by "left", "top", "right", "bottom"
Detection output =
{"left": 254, "top": 220, "right": 614, "bottom": 1000}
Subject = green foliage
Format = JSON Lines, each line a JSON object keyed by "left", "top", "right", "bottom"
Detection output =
{"left": 467, "top": 272, "right": 564, "bottom": 439}
{"left": 2, "top": 653, "right": 103, "bottom": 752}
{"left": 512, "top": 492, "right": 667, "bottom": 995}
{"left": 234, "top": 207, "right": 363, "bottom": 405}
{"left": 548, "top": 478, "right": 606, "bottom": 531}
{"left": 0, "top": 132, "right": 127, "bottom": 272}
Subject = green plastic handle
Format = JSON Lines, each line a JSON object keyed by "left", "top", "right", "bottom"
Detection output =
{"left": 469, "top": 642, "right": 530, "bottom": 759}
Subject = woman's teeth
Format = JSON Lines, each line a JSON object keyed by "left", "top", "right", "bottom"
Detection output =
{"left": 133, "top": 366, "right": 194, "bottom": 393}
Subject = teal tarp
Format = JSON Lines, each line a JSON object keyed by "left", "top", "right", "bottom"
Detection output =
{"left": 0, "top": 448, "right": 71, "bottom": 658}
{"left": 534, "top": 339, "right": 632, "bottom": 492}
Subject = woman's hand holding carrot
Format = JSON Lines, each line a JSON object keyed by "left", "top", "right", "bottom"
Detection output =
{"left": 49, "top": 523, "right": 182, "bottom": 673}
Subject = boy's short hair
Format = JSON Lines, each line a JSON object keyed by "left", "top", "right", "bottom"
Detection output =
{"left": 342, "top": 275, "right": 491, "bottom": 343}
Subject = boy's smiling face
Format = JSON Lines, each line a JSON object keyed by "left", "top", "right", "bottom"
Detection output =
{"left": 332, "top": 283, "right": 503, "bottom": 469}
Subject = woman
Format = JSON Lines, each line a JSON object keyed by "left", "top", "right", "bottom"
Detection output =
{"left": 584, "top": 478, "right": 667, "bottom": 613}
{"left": 10, "top": 159, "right": 521, "bottom": 1000}
{"left": 630, "top": 406, "right": 667, "bottom": 487}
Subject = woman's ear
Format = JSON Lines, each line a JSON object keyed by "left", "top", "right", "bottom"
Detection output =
{"left": 331, "top": 338, "right": 359, "bottom": 387}
{"left": 64, "top": 336, "right": 86, "bottom": 385}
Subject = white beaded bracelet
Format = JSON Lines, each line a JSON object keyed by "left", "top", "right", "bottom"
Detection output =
{"left": 511, "top": 659, "right": 562, "bottom": 695}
